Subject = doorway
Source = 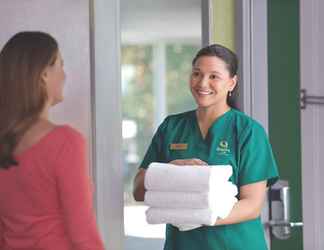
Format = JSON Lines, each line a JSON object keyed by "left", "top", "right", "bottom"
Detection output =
{"left": 121, "top": 1, "right": 201, "bottom": 249}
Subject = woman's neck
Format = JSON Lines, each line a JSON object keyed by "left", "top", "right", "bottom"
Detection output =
{"left": 195, "top": 104, "right": 231, "bottom": 139}
{"left": 39, "top": 104, "right": 50, "bottom": 120}
{"left": 196, "top": 104, "right": 231, "bottom": 125}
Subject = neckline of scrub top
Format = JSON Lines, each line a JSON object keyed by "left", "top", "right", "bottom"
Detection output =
{"left": 192, "top": 108, "right": 233, "bottom": 142}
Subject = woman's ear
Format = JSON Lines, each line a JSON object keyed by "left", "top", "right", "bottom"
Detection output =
{"left": 229, "top": 75, "right": 238, "bottom": 91}
{"left": 41, "top": 68, "right": 49, "bottom": 85}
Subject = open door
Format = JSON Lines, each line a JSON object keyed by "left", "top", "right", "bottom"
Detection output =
{"left": 267, "top": 0, "right": 303, "bottom": 249}
{"left": 300, "top": 0, "right": 324, "bottom": 249}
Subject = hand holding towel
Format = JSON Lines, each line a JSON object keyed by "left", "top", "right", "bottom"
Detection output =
{"left": 144, "top": 162, "right": 238, "bottom": 231}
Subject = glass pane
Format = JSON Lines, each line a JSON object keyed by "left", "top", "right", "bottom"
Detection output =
{"left": 121, "top": 1, "right": 201, "bottom": 249}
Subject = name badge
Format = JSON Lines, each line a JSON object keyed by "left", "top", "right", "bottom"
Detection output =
{"left": 170, "top": 143, "right": 188, "bottom": 150}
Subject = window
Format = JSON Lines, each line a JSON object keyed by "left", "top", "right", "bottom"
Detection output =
{"left": 121, "top": 1, "right": 201, "bottom": 249}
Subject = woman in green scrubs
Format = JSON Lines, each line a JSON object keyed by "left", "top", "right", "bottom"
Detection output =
{"left": 133, "top": 44, "right": 279, "bottom": 250}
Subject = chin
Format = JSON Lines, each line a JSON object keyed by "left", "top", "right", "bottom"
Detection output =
{"left": 52, "top": 97, "right": 64, "bottom": 106}
{"left": 193, "top": 96, "right": 209, "bottom": 106}
{"left": 195, "top": 101, "right": 212, "bottom": 109}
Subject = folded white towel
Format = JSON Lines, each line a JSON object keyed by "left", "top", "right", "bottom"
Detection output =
{"left": 146, "top": 197, "right": 237, "bottom": 227}
{"left": 144, "top": 163, "right": 233, "bottom": 192}
{"left": 146, "top": 207, "right": 218, "bottom": 226}
{"left": 144, "top": 182, "right": 238, "bottom": 209}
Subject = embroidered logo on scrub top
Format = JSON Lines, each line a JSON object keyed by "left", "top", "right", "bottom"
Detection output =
{"left": 170, "top": 143, "right": 188, "bottom": 150}
{"left": 216, "top": 140, "right": 230, "bottom": 155}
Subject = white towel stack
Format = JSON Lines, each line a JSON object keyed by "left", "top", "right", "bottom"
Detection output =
{"left": 144, "top": 162, "right": 238, "bottom": 231}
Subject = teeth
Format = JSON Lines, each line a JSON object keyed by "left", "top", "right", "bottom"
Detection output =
{"left": 197, "top": 90, "right": 213, "bottom": 95}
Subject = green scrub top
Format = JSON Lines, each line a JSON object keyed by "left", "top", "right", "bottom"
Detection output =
{"left": 140, "top": 108, "right": 279, "bottom": 250}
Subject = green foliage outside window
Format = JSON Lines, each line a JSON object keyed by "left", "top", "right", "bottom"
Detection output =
{"left": 122, "top": 43, "right": 199, "bottom": 201}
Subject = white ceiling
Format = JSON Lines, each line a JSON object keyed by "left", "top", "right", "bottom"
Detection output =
{"left": 121, "top": 0, "right": 201, "bottom": 44}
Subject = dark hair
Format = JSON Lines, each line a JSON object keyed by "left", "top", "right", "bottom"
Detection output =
{"left": 0, "top": 31, "right": 58, "bottom": 169}
{"left": 192, "top": 44, "right": 238, "bottom": 108}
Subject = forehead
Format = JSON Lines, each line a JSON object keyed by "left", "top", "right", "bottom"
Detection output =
{"left": 52, "top": 50, "right": 63, "bottom": 65}
{"left": 193, "top": 56, "right": 228, "bottom": 73}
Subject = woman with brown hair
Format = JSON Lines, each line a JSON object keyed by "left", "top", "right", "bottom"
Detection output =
{"left": 0, "top": 32, "right": 105, "bottom": 250}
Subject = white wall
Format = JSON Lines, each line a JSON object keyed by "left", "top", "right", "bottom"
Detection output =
{"left": 0, "top": 0, "right": 92, "bottom": 139}
{"left": 90, "top": 0, "right": 124, "bottom": 249}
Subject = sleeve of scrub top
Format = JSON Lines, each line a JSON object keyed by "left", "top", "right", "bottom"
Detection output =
{"left": 238, "top": 122, "right": 279, "bottom": 187}
{"left": 55, "top": 129, "right": 105, "bottom": 250}
{"left": 140, "top": 118, "right": 168, "bottom": 169}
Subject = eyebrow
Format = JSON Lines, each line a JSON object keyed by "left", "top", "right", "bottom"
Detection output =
{"left": 192, "top": 68, "right": 221, "bottom": 74}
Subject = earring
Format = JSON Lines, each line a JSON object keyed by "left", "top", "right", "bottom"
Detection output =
{"left": 229, "top": 91, "right": 232, "bottom": 97}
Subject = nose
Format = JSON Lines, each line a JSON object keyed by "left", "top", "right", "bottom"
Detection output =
{"left": 197, "top": 75, "right": 209, "bottom": 88}
{"left": 63, "top": 70, "right": 67, "bottom": 81}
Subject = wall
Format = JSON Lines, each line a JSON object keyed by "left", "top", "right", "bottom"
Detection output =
{"left": 0, "top": 0, "right": 92, "bottom": 140}
{"left": 212, "top": 0, "right": 236, "bottom": 50}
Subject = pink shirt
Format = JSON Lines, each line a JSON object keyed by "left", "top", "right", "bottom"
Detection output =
{"left": 0, "top": 126, "right": 105, "bottom": 250}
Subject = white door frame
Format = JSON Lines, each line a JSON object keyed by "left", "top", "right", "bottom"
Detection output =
{"left": 201, "top": 0, "right": 214, "bottom": 47}
{"left": 236, "top": 0, "right": 271, "bottom": 246}
{"left": 235, "top": 0, "right": 269, "bottom": 127}
{"left": 90, "top": 0, "right": 124, "bottom": 249}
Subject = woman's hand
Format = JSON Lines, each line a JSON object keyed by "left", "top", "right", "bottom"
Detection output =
{"left": 169, "top": 158, "right": 208, "bottom": 166}
{"left": 133, "top": 168, "right": 146, "bottom": 201}
{"left": 214, "top": 181, "right": 268, "bottom": 226}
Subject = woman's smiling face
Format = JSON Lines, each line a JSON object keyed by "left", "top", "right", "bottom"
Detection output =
{"left": 189, "top": 55, "right": 237, "bottom": 109}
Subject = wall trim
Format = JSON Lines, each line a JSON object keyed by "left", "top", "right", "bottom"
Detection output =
{"left": 201, "top": 0, "right": 214, "bottom": 46}
{"left": 236, "top": 0, "right": 268, "bottom": 131}
{"left": 90, "top": 0, "right": 124, "bottom": 249}
{"left": 236, "top": 0, "right": 270, "bottom": 247}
